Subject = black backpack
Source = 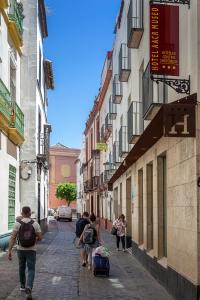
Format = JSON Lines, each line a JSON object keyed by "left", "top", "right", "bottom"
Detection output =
{"left": 75, "top": 218, "right": 89, "bottom": 238}
{"left": 18, "top": 220, "right": 36, "bottom": 247}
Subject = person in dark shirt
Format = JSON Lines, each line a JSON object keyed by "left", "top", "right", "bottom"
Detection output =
{"left": 75, "top": 211, "right": 90, "bottom": 266}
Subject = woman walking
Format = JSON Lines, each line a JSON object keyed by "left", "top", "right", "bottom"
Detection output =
{"left": 113, "top": 214, "right": 127, "bottom": 251}
{"left": 80, "top": 213, "right": 101, "bottom": 270}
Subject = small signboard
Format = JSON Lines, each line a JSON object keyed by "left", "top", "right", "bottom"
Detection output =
{"left": 150, "top": 4, "right": 179, "bottom": 76}
{"left": 163, "top": 104, "right": 196, "bottom": 137}
{"left": 96, "top": 143, "right": 107, "bottom": 152}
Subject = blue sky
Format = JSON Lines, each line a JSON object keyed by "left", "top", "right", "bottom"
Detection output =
{"left": 44, "top": 0, "right": 121, "bottom": 149}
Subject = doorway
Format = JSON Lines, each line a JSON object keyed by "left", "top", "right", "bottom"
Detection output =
{"left": 138, "top": 169, "right": 144, "bottom": 245}
{"left": 126, "top": 177, "right": 132, "bottom": 237}
{"left": 157, "top": 155, "right": 167, "bottom": 258}
{"left": 147, "top": 163, "right": 153, "bottom": 251}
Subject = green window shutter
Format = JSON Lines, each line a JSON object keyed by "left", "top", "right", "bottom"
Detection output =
{"left": 8, "top": 165, "right": 16, "bottom": 230}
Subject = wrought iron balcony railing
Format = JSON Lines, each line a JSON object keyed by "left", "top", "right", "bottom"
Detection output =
{"left": 119, "top": 43, "right": 131, "bottom": 82}
{"left": 127, "top": 101, "right": 143, "bottom": 144}
{"left": 113, "top": 141, "right": 121, "bottom": 166}
{"left": 113, "top": 74, "right": 123, "bottom": 104}
{"left": 105, "top": 113, "right": 112, "bottom": 131}
{"left": 93, "top": 150, "right": 100, "bottom": 177}
{"left": 109, "top": 96, "right": 117, "bottom": 120}
{"left": 127, "top": 0, "right": 144, "bottom": 49}
{"left": 143, "top": 63, "right": 166, "bottom": 120}
{"left": 101, "top": 124, "right": 105, "bottom": 142}
{"left": 0, "top": 78, "right": 24, "bottom": 140}
{"left": 10, "top": 101, "right": 24, "bottom": 137}
{"left": 0, "top": 79, "right": 11, "bottom": 122}
{"left": 8, "top": 0, "right": 24, "bottom": 36}
{"left": 84, "top": 179, "right": 93, "bottom": 193}
{"left": 119, "top": 126, "right": 129, "bottom": 157}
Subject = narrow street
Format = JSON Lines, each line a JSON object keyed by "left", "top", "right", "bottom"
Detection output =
{"left": 0, "top": 221, "right": 174, "bottom": 300}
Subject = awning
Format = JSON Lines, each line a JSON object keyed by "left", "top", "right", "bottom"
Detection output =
{"left": 108, "top": 93, "right": 197, "bottom": 191}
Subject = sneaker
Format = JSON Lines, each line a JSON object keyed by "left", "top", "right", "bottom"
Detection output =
{"left": 123, "top": 249, "right": 126, "bottom": 252}
{"left": 20, "top": 285, "right": 26, "bottom": 292}
{"left": 26, "top": 288, "right": 32, "bottom": 300}
{"left": 116, "top": 248, "right": 119, "bottom": 251}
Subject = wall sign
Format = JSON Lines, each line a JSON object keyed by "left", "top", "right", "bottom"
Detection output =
{"left": 96, "top": 143, "right": 107, "bottom": 152}
{"left": 150, "top": 4, "right": 179, "bottom": 76}
{"left": 163, "top": 104, "right": 196, "bottom": 137}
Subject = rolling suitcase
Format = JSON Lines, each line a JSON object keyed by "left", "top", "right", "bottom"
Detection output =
{"left": 93, "top": 255, "right": 110, "bottom": 277}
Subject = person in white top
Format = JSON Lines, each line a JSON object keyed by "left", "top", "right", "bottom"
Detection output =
{"left": 113, "top": 214, "right": 127, "bottom": 251}
{"left": 8, "top": 206, "right": 42, "bottom": 300}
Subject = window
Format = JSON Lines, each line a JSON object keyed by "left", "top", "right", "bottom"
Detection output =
{"left": 8, "top": 165, "right": 16, "bottom": 230}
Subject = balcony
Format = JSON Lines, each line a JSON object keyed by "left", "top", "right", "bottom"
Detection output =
{"left": 93, "top": 176, "right": 99, "bottom": 189}
{"left": 84, "top": 179, "right": 93, "bottom": 193}
{"left": 0, "top": 78, "right": 24, "bottom": 145}
{"left": 127, "top": 0, "right": 144, "bottom": 49}
{"left": 104, "top": 114, "right": 112, "bottom": 140}
{"left": 128, "top": 101, "right": 143, "bottom": 144}
{"left": 93, "top": 150, "right": 100, "bottom": 177}
{"left": 101, "top": 124, "right": 105, "bottom": 142}
{"left": 99, "top": 172, "right": 104, "bottom": 187}
{"left": 113, "top": 141, "right": 120, "bottom": 166}
{"left": 143, "top": 63, "right": 165, "bottom": 120}
{"left": 104, "top": 170, "right": 111, "bottom": 183}
{"left": 119, "top": 126, "right": 129, "bottom": 157}
{"left": 8, "top": 0, "right": 24, "bottom": 49}
{"left": 109, "top": 96, "right": 117, "bottom": 120}
{"left": 0, "top": 0, "right": 8, "bottom": 9}
{"left": 113, "top": 75, "right": 123, "bottom": 104}
{"left": 0, "top": 79, "right": 11, "bottom": 132}
{"left": 119, "top": 43, "right": 131, "bottom": 82}
{"left": 9, "top": 101, "right": 25, "bottom": 145}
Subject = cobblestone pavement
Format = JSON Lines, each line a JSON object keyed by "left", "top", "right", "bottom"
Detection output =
{"left": 0, "top": 220, "right": 174, "bottom": 300}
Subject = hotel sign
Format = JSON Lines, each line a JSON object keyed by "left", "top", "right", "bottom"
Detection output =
{"left": 164, "top": 104, "right": 196, "bottom": 137}
{"left": 150, "top": 4, "right": 179, "bottom": 76}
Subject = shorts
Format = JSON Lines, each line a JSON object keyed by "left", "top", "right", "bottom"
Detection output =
{"left": 79, "top": 241, "right": 85, "bottom": 249}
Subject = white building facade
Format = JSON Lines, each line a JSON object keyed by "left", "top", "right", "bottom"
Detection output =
{"left": 76, "top": 140, "right": 85, "bottom": 216}
{"left": 0, "top": 0, "right": 25, "bottom": 249}
{"left": 20, "top": 0, "right": 53, "bottom": 232}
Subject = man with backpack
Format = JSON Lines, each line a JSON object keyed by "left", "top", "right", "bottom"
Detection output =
{"left": 75, "top": 211, "right": 89, "bottom": 267}
{"left": 8, "top": 206, "right": 42, "bottom": 300}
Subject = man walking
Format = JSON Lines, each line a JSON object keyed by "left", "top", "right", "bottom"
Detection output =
{"left": 8, "top": 206, "right": 42, "bottom": 300}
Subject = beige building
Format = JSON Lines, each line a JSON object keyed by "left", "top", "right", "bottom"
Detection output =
{"left": 81, "top": 0, "right": 200, "bottom": 299}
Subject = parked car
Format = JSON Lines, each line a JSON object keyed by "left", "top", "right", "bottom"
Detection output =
{"left": 56, "top": 206, "right": 72, "bottom": 222}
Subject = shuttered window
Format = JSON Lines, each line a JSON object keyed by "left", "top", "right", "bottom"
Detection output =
{"left": 8, "top": 165, "right": 16, "bottom": 230}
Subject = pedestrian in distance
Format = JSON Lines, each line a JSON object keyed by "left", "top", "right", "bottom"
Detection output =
{"left": 113, "top": 214, "right": 127, "bottom": 252}
{"left": 75, "top": 211, "right": 90, "bottom": 267}
{"left": 80, "top": 213, "right": 101, "bottom": 270}
{"left": 8, "top": 206, "right": 42, "bottom": 300}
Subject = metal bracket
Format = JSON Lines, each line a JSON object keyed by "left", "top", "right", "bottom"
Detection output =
{"left": 151, "top": 75, "right": 190, "bottom": 95}
{"left": 150, "top": 0, "right": 190, "bottom": 8}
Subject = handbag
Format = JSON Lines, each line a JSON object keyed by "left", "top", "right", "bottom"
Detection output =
{"left": 111, "top": 226, "right": 117, "bottom": 236}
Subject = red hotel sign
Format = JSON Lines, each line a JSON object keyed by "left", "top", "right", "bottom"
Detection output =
{"left": 150, "top": 4, "right": 179, "bottom": 76}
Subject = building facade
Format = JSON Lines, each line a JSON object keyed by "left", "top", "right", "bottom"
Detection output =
{"left": 81, "top": 0, "right": 200, "bottom": 299}
{"left": 76, "top": 139, "right": 86, "bottom": 216}
{"left": 20, "top": 0, "right": 53, "bottom": 232}
{"left": 0, "top": 0, "right": 25, "bottom": 248}
{"left": 49, "top": 143, "right": 80, "bottom": 210}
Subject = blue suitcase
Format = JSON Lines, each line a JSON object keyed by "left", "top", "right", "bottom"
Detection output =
{"left": 93, "top": 255, "right": 110, "bottom": 277}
